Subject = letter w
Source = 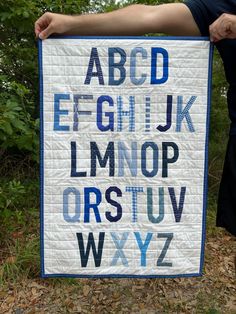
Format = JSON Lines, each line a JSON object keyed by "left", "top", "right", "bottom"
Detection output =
{"left": 76, "top": 232, "right": 105, "bottom": 267}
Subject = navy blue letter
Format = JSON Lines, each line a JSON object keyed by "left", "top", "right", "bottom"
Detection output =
{"left": 71, "top": 141, "right": 87, "bottom": 177}
{"left": 91, "top": 142, "right": 115, "bottom": 176}
{"left": 97, "top": 95, "right": 114, "bottom": 131}
{"left": 84, "top": 187, "right": 102, "bottom": 223}
{"left": 105, "top": 186, "right": 122, "bottom": 222}
{"left": 162, "top": 142, "right": 179, "bottom": 177}
{"left": 168, "top": 187, "right": 186, "bottom": 223}
{"left": 76, "top": 232, "right": 105, "bottom": 267}
{"left": 157, "top": 95, "right": 172, "bottom": 132}
{"left": 84, "top": 48, "right": 104, "bottom": 85}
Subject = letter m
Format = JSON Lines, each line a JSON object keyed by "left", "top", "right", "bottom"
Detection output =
{"left": 76, "top": 232, "right": 105, "bottom": 267}
{"left": 91, "top": 142, "right": 115, "bottom": 176}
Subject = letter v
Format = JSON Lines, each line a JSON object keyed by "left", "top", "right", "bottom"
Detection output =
{"left": 168, "top": 187, "right": 186, "bottom": 223}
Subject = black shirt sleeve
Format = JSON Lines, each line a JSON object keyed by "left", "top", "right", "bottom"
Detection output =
{"left": 184, "top": 0, "right": 236, "bottom": 36}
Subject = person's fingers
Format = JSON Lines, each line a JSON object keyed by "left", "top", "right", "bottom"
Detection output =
{"left": 209, "top": 13, "right": 236, "bottom": 42}
{"left": 35, "top": 15, "right": 46, "bottom": 37}
{"left": 210, "top": 15, "right": 226, "bottom": 41}
{"left": 209, "top": 27, "right": 221, "bottom": 42}
{"left": 35, "top": 21, "right": 43, "bottom": 37}
{"left": 35, "top": 28, "right": 40, "bottom": 37}
{"left": 39, "top": 24, "right": 54, "bottom": 40}
{"left": 210, "top": 24, "right": 224, "bottom": 42}
{"left": 35, "top": 21, "right": 41, "bottom": 37}
{"left": 35, "top": 13, "right": 53, "bottom": 38}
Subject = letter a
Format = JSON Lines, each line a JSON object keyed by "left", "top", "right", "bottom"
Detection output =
{"left": 84, "top": 48, "right": 104, "bottom": 85}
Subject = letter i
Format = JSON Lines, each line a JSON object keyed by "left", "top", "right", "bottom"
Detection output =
{"left": 145, "top": 96, "right": 151, "bottom": 132}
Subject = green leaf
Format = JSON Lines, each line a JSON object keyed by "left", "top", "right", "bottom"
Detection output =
{"left": 2, "top": 122, "right": 13, "bottom": 135}
{"left": 13, "top": 119, "right": 27, "bottom": 131}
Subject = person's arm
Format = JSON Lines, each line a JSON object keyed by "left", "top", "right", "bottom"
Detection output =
{"left": 35, "top": 3, "right": 200, "bottom": 39}
{"left": 209, "top": 13, "right": 236, "bottom": 42}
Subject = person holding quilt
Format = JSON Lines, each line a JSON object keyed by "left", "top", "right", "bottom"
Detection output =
{"left": 35, "top": 1, "right": 236, "bottom": 239}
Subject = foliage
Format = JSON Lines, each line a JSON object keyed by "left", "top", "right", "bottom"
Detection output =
{"left": 0, "top": 179, "right": 26, "bottom": 212}
{"left": 0, "top": 178, "right": 39, "bottom": 239}
{"left": 0, "top": 235, "right": 40, "bottom": 285}
{"left": 0, "top": 0, "right": 91, "bottom": 161}
{"left": 0, "top": 78, "right": 39, "bottom": 161}
{"left": 90, "top": 0, "right": 121, "bottom": 12}
{"left": 208, "top": 50, "right": 228, "bottom": 196}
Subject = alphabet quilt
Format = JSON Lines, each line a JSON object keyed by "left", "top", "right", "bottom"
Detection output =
{"left": 39, "top": 37, "right": 213, "bottom": 277}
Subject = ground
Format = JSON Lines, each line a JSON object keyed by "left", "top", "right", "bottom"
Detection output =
{"left": 0, "top": 229, "right": 235, "bottom": 314}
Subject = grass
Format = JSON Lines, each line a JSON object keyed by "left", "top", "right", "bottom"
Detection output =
{"left": 0, "top": 164, "right": 40, "bottom": 286}
{"left": 0, "top": 235, "right": 40, "bottom": 285}
{"left": 196, "top": 291, "right": 222, "bottom": 314}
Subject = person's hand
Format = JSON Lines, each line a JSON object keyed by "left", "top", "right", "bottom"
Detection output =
{"left": 35, "top": 12, "right": 74, "bottom": 40}
{"left": 209, "top": 13, "right": 236, "bottom": 42}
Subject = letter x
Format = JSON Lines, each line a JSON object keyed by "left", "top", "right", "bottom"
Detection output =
{"left": 110, "top": 232, "right": 129, "bottom": 266}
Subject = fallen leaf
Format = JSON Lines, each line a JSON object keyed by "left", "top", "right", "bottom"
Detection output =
{"left": 31, "top": 288, "right": 38, "bottom": 296}
{"left": 0, "top": 291, "right": 7, "bottom": 299}
{"left": 226, "top": 296, "right": 236, "bottom": 311}
{"left": 5, "top": 295, "right": 15, "bottom": 304}
{"left": 83, "top": 285, "right": 90, "bottom": 297}
{"left": 139, "top": 303, "right": 145, "bottom": 309}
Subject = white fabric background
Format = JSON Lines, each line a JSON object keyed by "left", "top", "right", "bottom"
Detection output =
{"left": 41, "top": 38, "right": 211, "bottom": 276}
